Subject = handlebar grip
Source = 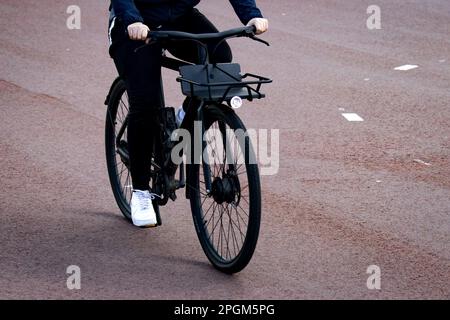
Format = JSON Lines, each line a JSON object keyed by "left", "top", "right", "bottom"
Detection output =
{"left": 245, "top": 25, "right": 257, "bottom": 34}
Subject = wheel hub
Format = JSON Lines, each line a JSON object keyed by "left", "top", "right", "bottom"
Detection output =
{"left": 211, "top": 174, "right": 239, "bottom": 204}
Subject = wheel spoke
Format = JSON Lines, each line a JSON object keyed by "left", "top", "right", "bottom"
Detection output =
{"left": 226, "top": 204, "right": 240, "bottom": 256}
{"left": 225, "top": 204, "right": 232, "bottom": 259}
{"left": 202, "top": 199, "right": 216, "bottom": 225}
{"left": 232, "top": 206, "right": 247, "bottom": 243}
{"left": 209, "top": 202, "right": 217, "bottom": 244}
{"left": 240, "top": 195, "right": 250, "bottom": 206}
{"left": 187, "top": 181, "right": 209, "bottom": 197}
{"left": 240, "top": 184, "right": 249, "bottom": 192}
{"left": 208, "top": 204, "right": 223, "bottom": 243}
{"left": 235, "top": 202, "right": 249, "bottom": 219}
{"left": 218, "top": 206, "right": 224, "bottom": 258}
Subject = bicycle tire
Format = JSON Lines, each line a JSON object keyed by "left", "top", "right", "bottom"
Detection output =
{"left": 188, "top": 104, "right": 261, "bottom": 274}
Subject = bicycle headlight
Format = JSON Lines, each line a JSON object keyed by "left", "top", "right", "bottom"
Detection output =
{"left": 230, "top": 96, "right": 243, "bottom": 109}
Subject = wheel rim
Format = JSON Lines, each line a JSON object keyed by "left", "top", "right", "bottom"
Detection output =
{"left": 197, "top": 120, "right": 252, "bottom": 264}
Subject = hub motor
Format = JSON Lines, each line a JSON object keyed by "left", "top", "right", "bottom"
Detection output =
{"left": 211, "top": 173, "right": 240, "bottom": 205}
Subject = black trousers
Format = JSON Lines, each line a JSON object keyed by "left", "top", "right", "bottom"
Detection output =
{"left": 109, "top": 8, "right": 232, "bottom": 190}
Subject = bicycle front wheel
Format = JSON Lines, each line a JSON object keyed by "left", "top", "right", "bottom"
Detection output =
{"left": 188, "top": 104, "right": 261, "bottom": 274}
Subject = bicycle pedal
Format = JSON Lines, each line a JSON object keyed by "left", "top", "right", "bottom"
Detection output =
{"left": 172, "top": 179, "right": 182, "bottom": 187}
{"left": 177, "top": 180, "right": 185, "bottom": 189}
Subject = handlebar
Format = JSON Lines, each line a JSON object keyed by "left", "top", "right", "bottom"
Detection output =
{"left": 131, "top": 25, "right": 269, "bottom": 57}
{"left": 145, "top": 25, "right": 269, "bottom": 47}
{"left": 147, "top": 26, "right": 256, "bottom": 41}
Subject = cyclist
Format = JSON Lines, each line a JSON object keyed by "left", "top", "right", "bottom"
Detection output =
{"left": 108, "top": 0, "right": 268, "bottom": 227}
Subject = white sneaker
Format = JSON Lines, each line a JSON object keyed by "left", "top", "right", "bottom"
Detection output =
{"left": 176, "top": 106, "right": 185, "bottom": 127}
{"left": 131, "top": 190, "right": 158, "bottom": 227}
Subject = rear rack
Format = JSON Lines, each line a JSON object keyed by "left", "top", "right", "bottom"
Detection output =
{"left": 177, "top": 63, "right": 272, "bottom": 103}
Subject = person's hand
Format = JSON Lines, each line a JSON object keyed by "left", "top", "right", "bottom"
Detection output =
{"left": 246, "top": 18, "right": 269, "bottom": 35}
{"left": 127, "top": 22, "right": 150, "bottom": 41}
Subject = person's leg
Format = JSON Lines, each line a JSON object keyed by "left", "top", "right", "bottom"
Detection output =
{"left": 111, "top": 22, "right": 163, "bottom": 191}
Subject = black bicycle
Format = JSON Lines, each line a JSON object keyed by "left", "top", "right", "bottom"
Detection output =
{"left": 104, "top": 26, "right": 271, "bottom": 273}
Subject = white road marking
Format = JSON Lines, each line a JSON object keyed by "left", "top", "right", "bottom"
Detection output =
{"left": 364, "top": 78, "right": 370, "bottom": 81}
{"left": 342, "top": 113, "right": 364, "bottom": 122}
{"left": 338, "top": 107, "right": 346, "bottom": 111}
{"left": 376, "top": 180, "right": 382, "bottom": 183}
{"left": 413, "top": 159, "right": 432, "bottom": 166}
{"left": 394, "top": 64, "right": 418, "bottom": 71}
{"left": 439, "top": 59, "right": 446, "bottom": 63}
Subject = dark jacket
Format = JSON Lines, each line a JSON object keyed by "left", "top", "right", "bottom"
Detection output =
{"left": 111, "top": 0, "right": 263, "bottom": 27}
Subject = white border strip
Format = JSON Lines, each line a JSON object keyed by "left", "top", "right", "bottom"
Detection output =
{"left": 342, "top": 113, "right": 364, "bottom": 122}
{"left": 394, "top": 64, "right": 418, "bottom": 71}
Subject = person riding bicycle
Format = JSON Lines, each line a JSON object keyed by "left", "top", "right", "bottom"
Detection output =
{"left": 108, "top": 0, "right": 268, "bottom": 228}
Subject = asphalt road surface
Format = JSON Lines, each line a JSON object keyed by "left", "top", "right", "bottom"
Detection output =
{"left": 1, "top": 0, "right": 449, "bottom": 299}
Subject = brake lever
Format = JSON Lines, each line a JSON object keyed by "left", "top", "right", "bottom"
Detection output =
{"left": 134, "top": 38, "right": 157, "bottom": 53}
{"left": 250, "top": 35, "right": 270, "bottom": 47}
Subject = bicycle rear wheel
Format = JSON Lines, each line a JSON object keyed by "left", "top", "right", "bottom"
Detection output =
{"left": 105, "top": 79, "right": 163, "bottom": 225}
{"left": 105, "top": 79, "right": 133, "bottom": 221}
{"left": 188, "top": 104, "right": 261, "bottom": 274}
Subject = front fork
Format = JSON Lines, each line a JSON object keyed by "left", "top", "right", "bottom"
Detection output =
{"left": 183, "top": 98, "right": 233, "bottom": 200}
{"left": 195, "top": 101, "right": 213, "bottom": 194}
